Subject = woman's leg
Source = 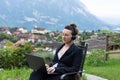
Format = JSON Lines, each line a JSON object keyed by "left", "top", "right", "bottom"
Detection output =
{"left": 46, "top": 75, "right": 61, "bottom": 80}
{"left": 29, "top": 68, "right": 47, "bottom": 80}
{"left": 29, "top": 70, "right": 41, "bottom": 80}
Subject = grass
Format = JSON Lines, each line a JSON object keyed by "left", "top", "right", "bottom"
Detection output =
{"left": 0, "top": 53, "right": 53, "bottom": 80}
{"left": 0, "top": 68, "right": 32, "bottom": 80}
{"left": 0, "top": 68, "right": 87, "bottom": 80}
{"left": 0, "top": 53, "right": 120, "bottom": 80}
{"left": 84, "top": 54, "right": 120, "bottom": 80}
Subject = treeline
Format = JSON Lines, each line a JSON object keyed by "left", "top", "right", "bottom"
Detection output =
{"left": 0, "top": 33, "right": 18, "bottom": 42}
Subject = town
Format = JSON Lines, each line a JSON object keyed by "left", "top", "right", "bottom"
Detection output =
{"left": 0, "top": 25, "right": 120, "bottom": 80}
{"left": 0, "top": 26, "right": 82, "bottom": 51}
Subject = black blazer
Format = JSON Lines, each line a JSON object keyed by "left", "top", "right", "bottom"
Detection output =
{"left": 49, "top": 43, "right": 83, "bottom": 74}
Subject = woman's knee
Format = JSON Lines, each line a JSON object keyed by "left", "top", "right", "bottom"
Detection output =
{"left": 29, "top": 70, "right": 41, "bottom": 80}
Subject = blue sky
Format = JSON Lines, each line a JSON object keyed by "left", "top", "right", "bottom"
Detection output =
{"left": 80, "top": 0, "right": 120, "bottom": 25}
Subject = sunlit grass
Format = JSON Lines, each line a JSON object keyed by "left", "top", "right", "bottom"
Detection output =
{"left": 0, "top": 68, "right": 87, "bottom": 80}
{"left": 0, "top": 68, "right": 32, "bottom": 80}
{"left": 109, "top": 53, "right": 120, "bottom": 59}
{"left": 0, "top": 54, "right": 120, "bottom": 80}
{"left": 84, "top": 54, "right": 120, "bottom": 80}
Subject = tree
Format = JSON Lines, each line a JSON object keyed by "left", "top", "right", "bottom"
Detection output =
{"left": 56, "top": 35, "right": 62, "bottom": 42}
{"left": 0, "top": 33, "right": 18, "bottom": 42}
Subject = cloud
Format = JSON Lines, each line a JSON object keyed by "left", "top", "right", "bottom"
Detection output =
{"left": 114, "top": 27, "right": 120, "bottom": 30}
{"left": 24, "top": 16, "right": 37, "bottom": 22}
{"left": 73, "top": 7, "right": 87, "bottom": 16}
{"left": 101, "top": 26, "right": 110, "bottom": 30}
{"left": 32, "top": 10, "right": 41, "bottom": 19}
{"left": 5, "top": 0, "right": 10, "bottom": 6}
{"left": 45, "top": 21, "right": 55, "bottom": 25}
{"left": 50, "top": 18, "right": 59, "bottom": 23}
{"left": 0, "top": 14, "right": 6, "bottom": 19}
{"left": 45, "top": 17, "right": 59, "bottom": 24}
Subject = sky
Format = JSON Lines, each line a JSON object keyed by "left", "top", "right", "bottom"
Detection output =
{"left": 80, "top": 0, "right": 120, "bottom": 25}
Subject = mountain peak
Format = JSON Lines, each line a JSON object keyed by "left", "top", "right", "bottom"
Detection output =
{"left": 0, "top": 0, "right": 113, "bottom": 31}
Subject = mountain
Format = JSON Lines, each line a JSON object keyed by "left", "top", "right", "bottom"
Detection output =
{"left": 0, "top": 0, "right": 115, "bottom": 31}
{"left": 113, "top": 24, "right": 120, "bottom": 33}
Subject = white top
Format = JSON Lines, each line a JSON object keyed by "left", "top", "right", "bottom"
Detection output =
{"left": 58, "top": 52, "right": 63, "bottom": 60}
{"left": 52, "top": 52, "right": 64, "bottom": 68}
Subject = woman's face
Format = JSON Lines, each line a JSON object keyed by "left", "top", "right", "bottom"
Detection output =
{"left": 62, "top": 29, "right": 72, "bottom": 43}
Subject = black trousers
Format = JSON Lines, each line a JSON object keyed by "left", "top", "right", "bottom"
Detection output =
{"left": 29, "top": 68, "right": 61, "bottom": 80}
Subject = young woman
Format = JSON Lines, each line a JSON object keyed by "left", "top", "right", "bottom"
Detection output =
{"left": 29, "top": 23, "right": 83, "bottom": 80}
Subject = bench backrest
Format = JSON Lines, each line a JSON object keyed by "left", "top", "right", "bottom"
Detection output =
{"left": 78, "top": 43, "right": 88, "bottom": 76}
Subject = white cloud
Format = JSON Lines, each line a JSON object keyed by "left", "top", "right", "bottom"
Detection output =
{"left": 24, "top": 16, "right": 37, "bottom": 22}
{"left": 114, "top": 27, "right": 120, "bottom": 30}
{"left": 40, "top": 16, "right": 49, "bottom": 19}
{"left": 0, "top": 14, "right": 6, "bottom": 19}
{"left": 5, "top": 0, "right": 10, "bottom": 6}
{"left": 80, "top": 0, "right": 120, "bottom": 18}
{"left": 72, "top": 7, "right": 87, "bottom": 16}
{"left": 50, "top": 18, "right": 59, "bottom": 23}
{"left": 17, "top": 20, "right": 25, "bottom": 24}
{"left": 45, "top": 17, "right": 59, "bottom": 24}
{"left": 45, "top": 21, "right": 55, "bottom": 25}
{"left": 38, "top": 0, "right": 43, "bottom": 2}
{"left": 101, "top": 26, "right": 110, "bottom": 30}
{"left": 32, "top": 10, "right": 41, "bottom": 19}
{"left": 80, "top": 0, "right": 120, "bottom": 24}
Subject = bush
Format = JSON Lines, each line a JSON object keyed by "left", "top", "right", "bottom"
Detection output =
{"left": 0, "top": 48, "right": 13, "bottom": 69}
{"left": 0, "top": 42, "right": 33, "bottom": 69}
{"left": 86, "top": 49, "right": 106, "bottom": 66}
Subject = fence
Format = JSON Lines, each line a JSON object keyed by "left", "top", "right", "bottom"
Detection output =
{"left": 105, "top": 33, "right": 120, "bottom": 60}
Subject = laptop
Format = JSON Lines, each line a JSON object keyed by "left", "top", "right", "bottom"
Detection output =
{"left": 26, "top": 54, "right": 45, "bottom": 71}
{"left": 26, "top": 54, "right": 58, "bottom": 74}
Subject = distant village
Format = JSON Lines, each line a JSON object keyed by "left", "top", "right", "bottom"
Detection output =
{"left": 0, "top": 26, "right": 120, "bottom": 52}
{"left": 0, "top": 26, "right": 61, "bottom": 42}
{"left": 0, "top": 26, "right": 82, "bottom": 52}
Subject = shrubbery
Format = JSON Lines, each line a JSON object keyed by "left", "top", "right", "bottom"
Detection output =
{"left": 0, "top": 42, "right": 33, "bottom": 69}
{"left": 86, "top": 49, "right": 106, "bottom": 66}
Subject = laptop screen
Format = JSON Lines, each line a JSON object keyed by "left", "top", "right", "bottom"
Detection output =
{"left": 26, "top": 54, "right": 58, "bottom": 74}
{"left": 26, "top": 54, "right": 45, "bottom": 71}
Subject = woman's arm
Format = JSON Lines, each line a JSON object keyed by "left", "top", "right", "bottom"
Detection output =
{"left": 54, "top": 48, "right": 83, "bottom": 74}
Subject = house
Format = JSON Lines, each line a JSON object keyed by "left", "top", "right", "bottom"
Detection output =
{"left": 18, "top": 27, "right": 28, "bottom": 33}
{"left": 28, "top": 34, "right": 47, "bottom": 43}
{"left": 28, "top": 34, "right": 39, "bottom": 43}
{"left": 38, "top": 35, "right": 47, "bottom": 43}
{"left": 13, "top": 33, "right": 30, "bottom": 41}
{"left": 0, "top": 27, "right": 12, "bottom": 35}
{"left": 85, "top": 34, "right": 106, "bottom": 51}
{"left": 0, "top": 39, "right": 11, "bottom": 48}
{"left": 31, "top": 25, "right": 48, "bottom": 34}
{"left": 49, "top": 31, "right": 61, "bottom": 37}
{"left": 11, "top": 27, "right": 28, "bottom": 34}
{"left": 14, "top": 39, "right": 27, "bottom": 46}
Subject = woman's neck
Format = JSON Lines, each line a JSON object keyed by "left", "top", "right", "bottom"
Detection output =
{"left": 64, "top": 41, "right": 73, "bottom": 47}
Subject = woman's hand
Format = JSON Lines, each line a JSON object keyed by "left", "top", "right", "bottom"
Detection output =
{"left": 45, "top": 64, "right": 49, "bottom": 69}
{"left": 45, "top": 64, "right": 55, "bottom": 73}
{"left": 47, "top": 67, "right": 55, "bottom": 73}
